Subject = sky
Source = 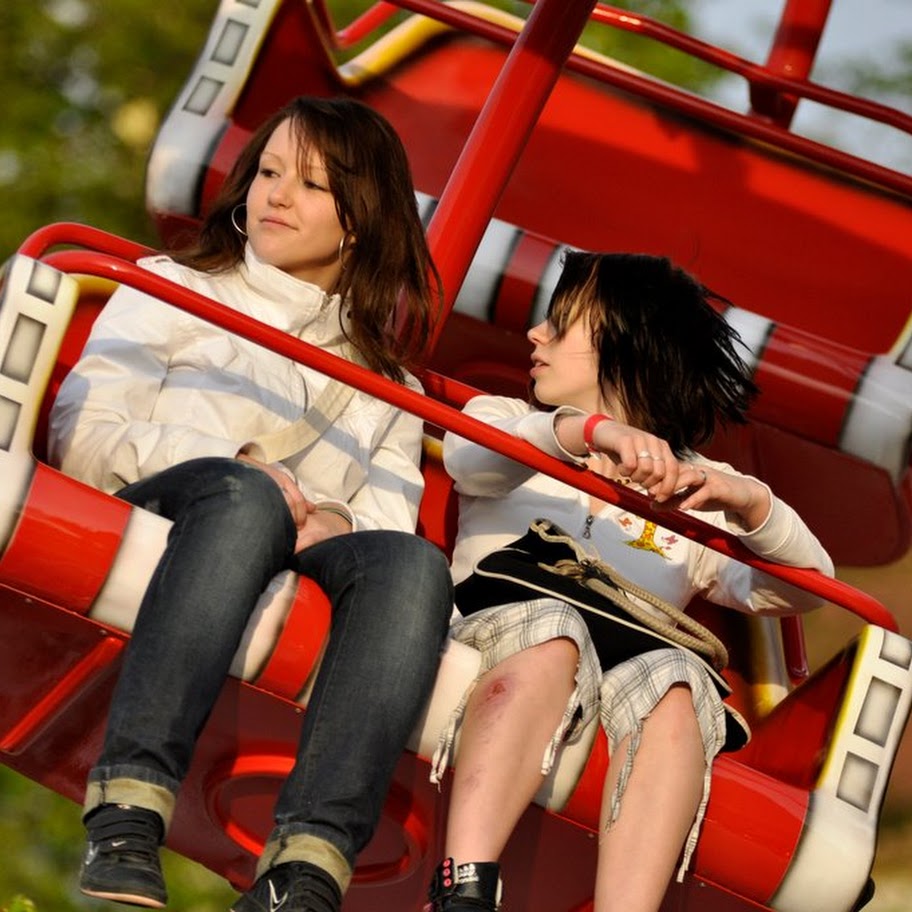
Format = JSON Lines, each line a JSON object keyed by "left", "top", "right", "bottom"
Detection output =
{"left": 691, "top": 0, "right": 912, "bottom": 173}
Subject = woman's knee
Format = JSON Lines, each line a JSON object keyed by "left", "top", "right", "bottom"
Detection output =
{"left": 519, "top": 638, "right": 579, "bottom": 690}
{"left": 181, "top": 458, "right": 293, "bottom": 551}
{"left": 306, "top": 532, "right": 452, "bottom": 648}
{"left": 391, "top": 532, "right": 451, "bottom": 576}
{"left": 652, "top": 684, "right": 698, "bottom": 722}
{"left": 357, "top": 532, "right": 452, "bottom": 611}
{"left": 535, "top": 636, "right": 580, "bottom": 667}
{"left": 205, "top": 460, "right": 289, "bottom": 527}
{"left": 213, "top": 459, "right": 284, "bottom": 507}
{"left": 478, "top": 639, "right": 578, "bottom": 707}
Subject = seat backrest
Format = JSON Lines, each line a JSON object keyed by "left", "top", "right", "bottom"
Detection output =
{"left": 417, "top": 436, "right": 458, "bottom": 560}
{"left": 29, "top": 268, "right": 796, "bottom": 726}
{"left": 32, "top": 277, "right": 113, "bottom": 463}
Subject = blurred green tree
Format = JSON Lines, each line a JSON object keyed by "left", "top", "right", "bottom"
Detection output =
{"left": 0, "top": 0, "right": 213, "bottom": 255}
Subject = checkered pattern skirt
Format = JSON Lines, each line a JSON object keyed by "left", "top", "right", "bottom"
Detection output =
{"left": 430, "top": 597, "right": 733, "bottom": 880}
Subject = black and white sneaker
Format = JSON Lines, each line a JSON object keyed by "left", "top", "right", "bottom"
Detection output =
{"left": 79, "top": 803, "right": 167, "bottom": 908}
{"left": 231, "top": 861, "right": 342, "bottom": 912}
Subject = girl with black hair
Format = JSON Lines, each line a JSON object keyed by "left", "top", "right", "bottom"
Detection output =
{"left": 427, "top": 251, "right": 833, "bottom": 912}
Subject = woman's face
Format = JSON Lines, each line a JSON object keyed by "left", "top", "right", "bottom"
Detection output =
{"left": 527, "top": 316, "right": 603, "bottom": 411}
{"left": 245, "top": 118, "right": 347, "bottom": 289}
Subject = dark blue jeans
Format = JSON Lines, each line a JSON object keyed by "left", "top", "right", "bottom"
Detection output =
{"left": 87, "top": 457, "right": 452, "bottom": 871}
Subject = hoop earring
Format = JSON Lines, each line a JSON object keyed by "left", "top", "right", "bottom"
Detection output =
{"left": 231, "top": 204, "right": 248, "bottom": 237}
{"left": 338, "top": 232, "right": 354, "bottom": 266}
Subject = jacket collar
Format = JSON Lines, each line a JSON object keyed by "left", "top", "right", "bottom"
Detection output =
{"left": 242, "top": 244, "right": 350, "bottom": 344}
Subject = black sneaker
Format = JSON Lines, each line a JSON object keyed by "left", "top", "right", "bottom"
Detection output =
{"left": 231, "top": 861, "right": 342, "bottom": 912}
{"left": 424, "top": 858, "right": 503, "bottom": 911}
{"left": 79, "top": 803, "right": 167, "bottom": 908}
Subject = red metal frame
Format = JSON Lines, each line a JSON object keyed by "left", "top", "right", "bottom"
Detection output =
{"left": 327, "top": 1, "right": 912, "bottom": 197}
{"left": 749, "top": 0, "right": 832, "bottom": 127}
{"left": 17, "top": 221, "right": 154, "bottom": 261}
{"left": 5, "top": 2, "right": 912, "bottom": 907}
{"left": 425, "top": 0, "right": 598, "bottom": 349}
{"left": 314, "top": 0, "right": 912, "bottom": 341}
{"left": 25, "top": 241, "right": 897, "bottom": 633}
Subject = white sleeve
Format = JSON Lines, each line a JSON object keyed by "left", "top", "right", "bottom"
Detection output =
{"left": 48, "top": 285, "right": 239, "bottom": 493}
{"left": 696, "top": 478, "right": 835, "bottom": 615}
{"left": 443, "top": 395, "right": 584, "bottom": 497}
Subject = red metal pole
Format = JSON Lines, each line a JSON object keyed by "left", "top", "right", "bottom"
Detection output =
{"left": 37, "top": 249, "right": 900, "bottom": 632}
{"left": 750, "top": 0, "right": 833, "bottom": 128}
{"left": 424, "top": 0, "right": 598, "bottom": 356}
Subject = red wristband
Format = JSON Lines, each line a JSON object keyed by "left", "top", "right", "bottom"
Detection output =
{"left": 583, "top": 413, "right": 613, "bottom": 452}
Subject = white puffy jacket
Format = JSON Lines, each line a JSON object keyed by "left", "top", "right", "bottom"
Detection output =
{"left": 49, "top": 245, "right": 424, "bottom": 532}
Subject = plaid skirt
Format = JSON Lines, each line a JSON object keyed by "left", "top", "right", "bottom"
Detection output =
{"left": 430, "top": 597, "right": 732, "bottom": 880}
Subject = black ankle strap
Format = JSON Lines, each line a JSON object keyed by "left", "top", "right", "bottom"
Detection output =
{"left": 84, "top": 803, "right": 164, "bottom": 845}
{"left": 427, "top": 858, "right": 502, "bottom": 910}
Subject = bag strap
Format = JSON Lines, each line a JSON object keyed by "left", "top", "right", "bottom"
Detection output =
{"left": 529, "top": 519, "right": 730, "bottom": 670}
{"left": 242, "top": 348, "right": 359, "bottom": 463}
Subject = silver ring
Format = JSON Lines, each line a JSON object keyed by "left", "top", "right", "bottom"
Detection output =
{"left": 636, "top": 450, "right": 653, "bottom": 459}
{"left": 699, "top": 470, "right": 708, "bottom": 482}
{"left": 652, "top": 456, "right": 665, "bottom": 461}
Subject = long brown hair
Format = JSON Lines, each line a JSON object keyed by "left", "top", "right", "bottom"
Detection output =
{"left": 172, "top": 96, "right": 441, "bottom": 382}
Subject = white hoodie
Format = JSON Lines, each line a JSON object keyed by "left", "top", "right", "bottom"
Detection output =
{"left": 49, "top": 245, "right": 424, "bottom": 533}
{"left": 444, "top": 396, "right": 834, "bottom": 616}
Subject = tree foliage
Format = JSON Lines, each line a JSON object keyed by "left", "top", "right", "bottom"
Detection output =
{"left": 0, "top": 1, "right": 219, "bottom": 255}
{"left": 845, "top": 41, "right": 912, "bottom": 99}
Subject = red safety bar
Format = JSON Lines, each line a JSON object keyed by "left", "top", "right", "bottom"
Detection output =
{"left": 17, "top": 221, "right": 155, "bottom": 261}
{"left": 749, "top": 0, "right": 832, "bottom": 127}
{"left": 425, "top": 0, "right": 598, "bottom": 351}
{"left": 27, "top": 240, "right": 899, "bottom": 633}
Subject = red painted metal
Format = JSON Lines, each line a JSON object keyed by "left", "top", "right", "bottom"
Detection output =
{"left": 335, "top": 0, "right": 399, "bottom": 48}
{"left": 0, "top": 634, "right": 124, "bottom": 756}
{"left": 363, "top": 0, "right": 912, "bottom": 196}
{"left": 493, "top": 232, "right": 556, "bottom": 333}
{"left": 693, "top": 758, "right": 809, "bottom": 901}
{"left": 206, "top": 751, "right": 431, "bottom": 881}
{"left": 750, "top": 0, "right": 833, "bottom": 127}
{"left": 750, "top": 324, "right": 872, "bottom": 450}
{"left": 253, "top": 579, "right": 332, "bottom": 699}
{"left": 424, "top": 0, "right": 598, "bottom": 348}
{"left": 17, "top": 221, "right": 153, "bottom": 260}
{"left": 780, "top": 616, "right": 809, "bottom": 683}
{"left": 737, "top": 649, "right": 854, "bottom": 788}
{"left": 0, "top": 465, "right": 132, "bottom": 615}
{"left": 25, "top": 248, "right": 899, "bottom": 630}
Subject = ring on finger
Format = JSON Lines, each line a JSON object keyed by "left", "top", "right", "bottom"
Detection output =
{"left": 636, "top": 450, "right": 653, "bottom": 459}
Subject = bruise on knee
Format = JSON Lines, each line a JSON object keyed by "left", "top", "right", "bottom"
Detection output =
{"left": 471, "top": 671, "right": 522, "bottom": 720}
